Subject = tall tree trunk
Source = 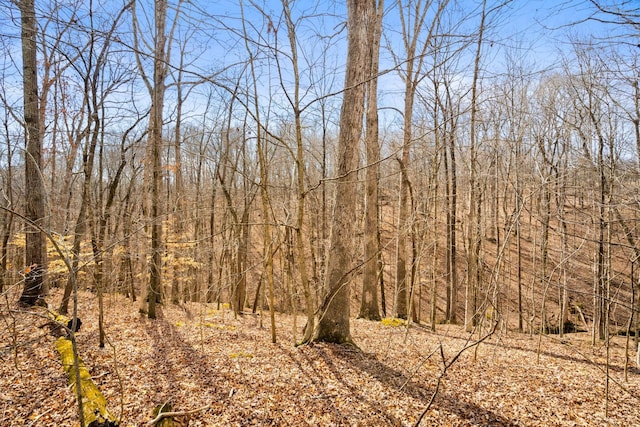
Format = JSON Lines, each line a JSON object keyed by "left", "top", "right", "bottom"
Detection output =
{"left": 281, "top": 0, "right": 317, "bottom": 340}
{"left": 395, "top": 79, "right": 413, "bottom": 320}
{"left": 59, "top": 112, "right": 96, "bottom": 315}
{"left": 515, "top": 147, "right": 523, "bottom": 332}
{"left": 0, "top": 118, "right": 14, "bottom": 294}
{"left": 234, "top": 209, "right": 249, "bottom": 312}
{"left": 557, "top": 148, "right": 569, "bottom": 337}
{"left": 633, "top": 79, "right": 640, "bottom": 170}
{"left": 170, "top": 54, "right": 186, "bottom": 304}
{"left": 430, "top": 140, "right": 440, "bottom": 330}
{"left": 309, "top": 0, "right": 372, "bottom": 344}
{"left": 19, "top": 0, "right": 47, "bottom": 307}
{"left": 239, "top": 0, "right": 276, "bottom": 340}
{"left": 595, "top": 132, "right": 608, "bottom": 340}
{"left": 206, "top": 183, "right": 217, "bottom": 304}
{"left": 445, "top": 85, "right": 458, "bottom": 323}
{"left": 148, "top": 0, "right": 168, "bottom": 319}
{"left": 359, "top": 0, "right": 384, "bottom": 321}
{"left": 58, "top": 206, "right": 83, "bottom": 315}
{"left": 539, "top": 173, "right": 551, "bottom": 334}
{"left": 393, "top": 0, "right": 450, "bottom": 320}
{"left": 464, "top": 0, "right": 486, "bottom": 332}
{"left": 92, "top": 141, "right": 127, "bottom": 347}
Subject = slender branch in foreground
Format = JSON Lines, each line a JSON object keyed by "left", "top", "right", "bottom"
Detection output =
{"left": 145, "top": 404, "right": 211, "bottom": 426}
{"left": 414, "top": 321, "right": 498, "bottom": 426}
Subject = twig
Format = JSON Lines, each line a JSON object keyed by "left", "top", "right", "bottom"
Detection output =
{"left": 145, "top": 404, "right": 210, "bottom": 426}
{"left": 104, "top": 333, "right": 125, "bottom": 423}
{"left": 414, "top": 321, "right": 498, "bottom": 426}
{"left": 399, "top": 346, "right": 440, "bottom": 391}
{"left": 27, "top": 407, "right": 54, "bottom": 426}
{"left": 90, "top": 372, "right": 108, "bottom": 380}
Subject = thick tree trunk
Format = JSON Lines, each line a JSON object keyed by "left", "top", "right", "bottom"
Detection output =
{"left": 395, "top": 85, "right": 413, "bottom": 320}
{"left": 310, "top": 0, "right": 372, "bottom": 344}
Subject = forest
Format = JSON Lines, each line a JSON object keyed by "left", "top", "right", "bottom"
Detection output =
{"left": 1, "top": 0, "right": 640, "bottom": 425}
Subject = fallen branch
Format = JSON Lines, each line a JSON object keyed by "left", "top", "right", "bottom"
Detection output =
{"left": 145, "top": 403, "right": 211, "bottom": 426}
{"left": 28, "top": 406, "right": 55, "bottom": 425}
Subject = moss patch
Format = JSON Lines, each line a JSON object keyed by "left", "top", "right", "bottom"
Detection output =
{"left": 380, "top": 317, "right": 407, "bottom": 328}
{"left": 55, "top": 337, "right": 117, "bottom": 427}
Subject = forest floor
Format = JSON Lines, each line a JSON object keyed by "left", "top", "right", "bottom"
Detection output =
{"left": 2, "top": 289, "right": 640, "bottom": 427}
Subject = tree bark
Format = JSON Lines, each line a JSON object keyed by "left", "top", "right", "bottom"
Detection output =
{"left": 443, "top": 83, "right": 458, "bottom": 324}
{"left": 464, "top": 0, "right": 486, "bottom": 332}
{"left": 18, "top": 0, "right": 47, "bottom": 307}
{"left": 281, "top": 0, "right": 317, "bottom": 340}
{"left": 148, "top": 0, "right": 168, "bottom": 319}
{"left": 310, "top": 0, "right": 372, "bottom": 344}
{"left": 358, "top": 0, "right": 384, "bottom": 322}
{"left": 393, "top": 0, "right": 450, "bottom": 320}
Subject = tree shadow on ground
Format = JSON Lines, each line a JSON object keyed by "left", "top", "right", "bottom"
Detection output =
{"left": 490, "top": 337, "right": 640, "bottom": 376}
{"left": 143, "top": 314, "right": 303, "bottom": 425}
{"left": 143, "top": 313, "right": 227, "bottom": 412}
{"left": 416, "top": 324, "right": 640, "bottom": 376}
{"left": 308, "top": 343, "right": 519, "bottom": 426}
{"left": 293, "top": 343, "right": 406, "bottom": 426}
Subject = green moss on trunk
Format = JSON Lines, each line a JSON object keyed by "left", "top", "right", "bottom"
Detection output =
{"left": 55, "top": 337, "right": 117, "bottom": 427}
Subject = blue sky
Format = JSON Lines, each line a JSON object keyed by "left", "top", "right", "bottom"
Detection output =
{"left": 0, "top": 0, "right": 636, "bottom": 149}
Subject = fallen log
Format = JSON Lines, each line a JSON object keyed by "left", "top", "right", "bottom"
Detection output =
{"left": 55, "top": 336, "right": 118, "bottom": 427}
{"left": 46, "top": 309, "right": 83, "bottom": 337}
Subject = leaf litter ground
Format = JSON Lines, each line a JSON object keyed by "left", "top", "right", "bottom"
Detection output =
{"left": 1, "top": 290, "right": 640, "bottom": 426}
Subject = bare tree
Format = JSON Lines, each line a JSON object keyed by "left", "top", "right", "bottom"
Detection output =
{"left": 132, "top": 0, "right": 182, "bottom": 318}
{"left": 464, "top": 0, "right": 487, "bottom": 332}
{"left": 278, "top": 0, "right": 319, "bottom": 341}
{"left": 389, "top": 0, "right": 450, "bottom": 320}
{"left": 0, "top": 65, "right": 16, "bottom": 294}
{"left": 496, "top": 55, "right": 532, "bottom": 332}
{"left": 309, "top": 0, "right": 374, "bottom": 344}
{"left": 59, "top": 1, "right": 132, "bottom": 319}
{"left": 359, "top": 0, "right": 384, "bottom": 321}
{"left": 18, "top": 0, "right": 47, "bottom": 307}
{"left": 564, "top": 46, "right": 613, "bottom": 341}
{"left": 586, "top": 0, "right": 640, "bottom": 43}
{"left": 438, "top": 75, "right": 462, "bottom": 324}
{"left": 147, "top": 0, "right": 168, "bottom": 319}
